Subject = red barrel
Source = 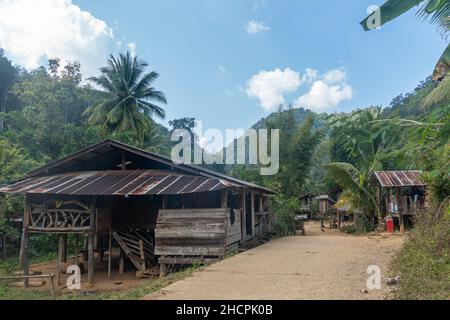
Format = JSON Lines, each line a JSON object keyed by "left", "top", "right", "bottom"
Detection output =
{"left": 386, "top": 216, "right": 394, "bottom": 233}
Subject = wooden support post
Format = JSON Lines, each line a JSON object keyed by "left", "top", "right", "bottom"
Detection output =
{"left": 337, "top": 212, "right": 341, "bottom": 229}
{"left": 221, "top": 190, "right": 228, "bottom": 208}
{"left": 397, "top": 187, "right": 405, "bottom": 234}
{"left": 20, "top": 196, "right": 30, "bottom": 288}
{"left": 160, "top": 260, "right": 167, "bottom": 278}
{"left": 99, "top": 235, "right": 104, "bottom": 262}
{"left": 240, "top": 189, "right": 246, "bottom": 244}
{"left": 259, "top": 193, "right": 264, "bottom": 213}
{"left": 87, "top": 203, "right": 95, "bottom": 285}
{"left": 162, "top": 195, "right": 167, "bottom": 209}
{"left": 139, "top": 240, "right": 145, "bottom": 271}
{"left": 50, "top": 273, "right": 55, "bottom": 299}
{"left": 88, "top": 233, "right": 94, "bottom": 284}
{"left": 385, "top": 188, "right": 390, "bottom": 217}
{"left": 160, "top": 264, "right": 166, "bottom": 277}
{"left": 376, "top": 186, "right": 383, "bottom": 225}
{"left": 119, "top": 249, "right": 124, "bottom": 275}
{"left": 250, "top": 191, "right": 255, "bottom": 237}
{"left": 108, "top": 228, "right": 112, "bottom": 279}
{"left": 75, "top": 234, "right": 80, "bottom": 267}
{"left": 56, "top": 234, "right": 65, "bottom": 286}
{"left": 62, "top": 234, "right": 67, "bottom": 263}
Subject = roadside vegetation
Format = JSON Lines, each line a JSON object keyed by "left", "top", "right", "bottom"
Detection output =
{"left": 390, "top": 206, "right": 450, "bottom": 300}
{"left": 0, "top": 0, "right": 449, "bottom": 300}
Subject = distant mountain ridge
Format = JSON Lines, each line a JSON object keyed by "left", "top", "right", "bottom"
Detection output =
{"left": 251, "top": 107, "right": 324, "bottom": 130}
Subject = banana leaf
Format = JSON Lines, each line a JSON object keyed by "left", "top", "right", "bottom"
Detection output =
{"left": 360, "top": 0, "right": 425, "bottom": 31}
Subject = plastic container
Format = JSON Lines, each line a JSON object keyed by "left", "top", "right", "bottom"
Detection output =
{"left": 386, "top": 216, "right": 394, "bottom": 233}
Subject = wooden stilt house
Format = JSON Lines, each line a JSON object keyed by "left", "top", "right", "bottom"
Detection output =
{"left": 370, "top": 170, "right": 427, "bottom": 233}
{"left": 0, "top": 140, "right": 274, "bottom": 285}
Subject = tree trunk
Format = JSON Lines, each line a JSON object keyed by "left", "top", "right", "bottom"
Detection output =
{"left": 0, "top": 91, "right": 7, "bottom": 133}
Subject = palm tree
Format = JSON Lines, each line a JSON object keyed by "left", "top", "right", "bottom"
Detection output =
{"left": 324, "top": 107, "right": 401, "bottom": 228}
{"left": 361, "top": 0, "right": 450, "bottom": 105}
{"left": 84, "top": 51, "right": 167, "bottom": 139}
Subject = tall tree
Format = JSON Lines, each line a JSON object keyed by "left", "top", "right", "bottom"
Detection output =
{"left": 84, "top": 51, "right": 167, "bottom": 141}
{"left": 0, "top": 48, "right": 19, "bottom": 132}
{"left": 325, "top": 107, "right": 402, "bottom": 227}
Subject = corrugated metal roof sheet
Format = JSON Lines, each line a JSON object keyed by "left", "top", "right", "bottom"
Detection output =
{"left": 371, "top": 171, "right": 426, "bottom": 187}
{"left": 23, "top": 139, "right": 275, "bottom": 195}
{"left": 0, "top": 170, "right": 239, "bottom": 196}
{"left": 314, "top": 194, "right": 335, "bottom": 203}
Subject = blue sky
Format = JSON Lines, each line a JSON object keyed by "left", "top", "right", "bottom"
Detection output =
{"left": 0, "top": 0, "right": 447, "bottom": 133}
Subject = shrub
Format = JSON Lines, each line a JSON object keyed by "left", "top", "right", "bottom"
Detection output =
{"left": 390, "top": 206, "right": 450, "bottom": 300}
{"left": 272, "top": 195, "right": 300, "bottom": 236}
{"left": 340, "top": 225, "right": 357, "bottom": 234}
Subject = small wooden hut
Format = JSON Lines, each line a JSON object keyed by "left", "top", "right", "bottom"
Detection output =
{"left": 0, "top": 140, "right": 274, "bottom": 285}
{"left": 315, "top": 194, "right": 335, "bottom": 214}
{"left": 370, "top": 170, "right": 427, "bottom": 233}
{"left": 298, "top": 192, "right": 316, "bottom": 218}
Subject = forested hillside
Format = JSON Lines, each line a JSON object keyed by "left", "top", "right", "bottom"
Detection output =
{"left": 232, "top": 76, "right": 449, "bottom": 200}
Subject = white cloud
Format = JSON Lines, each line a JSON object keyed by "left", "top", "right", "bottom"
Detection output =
{"left": 127, "top": 42, "right": 137, "bottom": 57}
{"left": 245, "top": 20, "right": 269, "bottom": 34}
{"left": 302, "top": 68, "right": 318, "bottom": 83}
{"left": 246, "top": 68, "right": 301, "bottom": 111}
{"left": 295, "top": 69, "right": 353, "bottom": 112}
{"left": 323, "top": 69, "right": 346, "bottom": 84}
{"left": 0, "top": 0, "right": 114, "bottom": 77}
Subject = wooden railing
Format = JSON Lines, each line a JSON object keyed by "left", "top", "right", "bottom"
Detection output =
{"left": 28, "top": 201, "right": 92, "bottom": 233}
{"left": 0, "top": 273, "right": 55, "bottom": 296}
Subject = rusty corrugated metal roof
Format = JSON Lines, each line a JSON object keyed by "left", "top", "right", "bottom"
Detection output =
{"left": 23, "top": 139, "right": 275, "bottom": 195}
{"left": 0, "top": 170, "right": 239, "bottom": 196}
{"left": 314, "top": 194, "right": 335, "bottom": 203}
{"left": 370, "top": 171, "right": 426, "bottom": 187}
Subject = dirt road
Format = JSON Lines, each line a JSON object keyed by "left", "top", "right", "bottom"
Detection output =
{"left": 144, "top": 222, "right": 404, "bottom": 300}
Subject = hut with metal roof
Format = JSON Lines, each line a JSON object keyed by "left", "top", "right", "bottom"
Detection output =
{"left": 370, "top": 170, "right": 427, "bottom": 233}
{"left": 0, "top": 140, "right": 274, "bottom": 285}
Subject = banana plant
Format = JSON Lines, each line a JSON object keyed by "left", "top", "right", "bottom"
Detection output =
{"left": 361, "top": 0, "right": 449, "bottom": 86}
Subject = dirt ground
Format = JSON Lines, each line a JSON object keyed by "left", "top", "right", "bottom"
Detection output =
{"left": 144, "top": 221, "right": 405, "bottom": 300}
{"left": 24, "top": 252, "right": 155, "bottom": 294}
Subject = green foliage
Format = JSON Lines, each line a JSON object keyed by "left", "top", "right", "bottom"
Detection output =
{"left": 272, "top": 195, "right": 300, "bottom": 236}
{"left": 234, "top": 108, "right": 325, "bottom": 196}
{"left": 390, "top": 208, "right": 450, "bottom": 299}
{"left": 325, "top": 107, "right": 402, "bottom": 225}
{"left": 85, "top": 51, "right": 167, "bottom": 143}
{"left": 0, "top": 48, "right": 172, "bottom": 260}
{"left": 340, "top": 225, "right": 357, "bottom": 234}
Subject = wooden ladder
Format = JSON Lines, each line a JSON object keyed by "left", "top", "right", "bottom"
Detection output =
{"left": 112, "top": 226, "right": 155, "bottom": 272}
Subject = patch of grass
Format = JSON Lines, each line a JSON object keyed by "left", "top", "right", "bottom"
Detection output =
{"left": 340, "top": 225, "right": 357, "bottom": 234}
{"left": 0, "top": 253, "right": 56, "bottom": 274}
{"left": 0, "top": 283, "right": 52, "bottom": 300}
{"left": 390, "top": 209, "right": 450, "bottom": 300}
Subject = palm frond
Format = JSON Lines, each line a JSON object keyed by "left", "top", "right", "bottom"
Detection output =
{"left": 139, "top": 100, "right": 166, "bottom": 119}
{"left": 85, "top": 51, "right": 166, "bottom": 140}
{"left": 423, "top": 74, "right": 450, "bottom": 107}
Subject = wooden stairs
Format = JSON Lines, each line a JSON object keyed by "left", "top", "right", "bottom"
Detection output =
{"left": 112, "top": 225, "right": 156, "bottom": 274}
